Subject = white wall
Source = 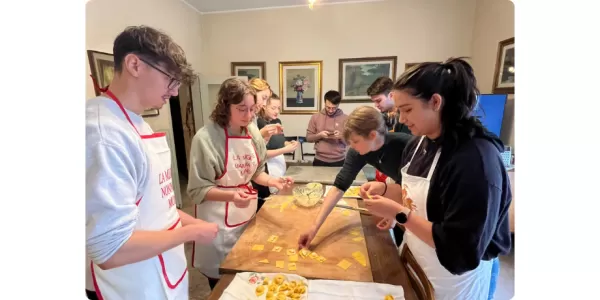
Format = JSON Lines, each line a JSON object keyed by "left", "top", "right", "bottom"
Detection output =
{"left": 199, "top": 0, "right": 477, "bottom": 136}
{"left": 470, "top": 0, "right": 515, "bottom": 148}
{"left": 85, "top": 0, "right": 202, "bottom": 131}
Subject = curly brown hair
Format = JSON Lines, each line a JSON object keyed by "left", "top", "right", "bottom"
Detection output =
{"left": 210, "top": 78, "right": 257, "bottom": 127}
{"left": 113, "top": 25, "right": 196, "bottom": 84}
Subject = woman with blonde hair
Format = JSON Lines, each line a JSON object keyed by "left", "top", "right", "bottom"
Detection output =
{"left": 187, "top": 78, "right": 294, "bottom": 289}
{"left": 248, "top": 78, "right": 283, "bottom": 140}
{"left": 298, "top": 105, "right": 412, "bottom": 249}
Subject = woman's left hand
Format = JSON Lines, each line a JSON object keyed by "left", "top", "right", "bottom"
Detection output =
{"left": 364, "top": 195, "right": 404, "bottom": 219}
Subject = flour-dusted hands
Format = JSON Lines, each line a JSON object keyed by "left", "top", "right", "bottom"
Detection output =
{"left": 283, "top": 140, "right": 299, "bottom": 153}
{"left": 231, "top": 191, "right": 257, "bottom": 208}
{"left": 359, "top": 181, "right": 386, "bottom": 199}
{"left": 267, "top": 177, "right": 294, "bottom": 191}
{"left": 260, "top": 124, "right": 284, "bottom": 140}
{"left": 364, "top": 194, "right": 404, "bottom": 220}
{"left": 376, "top": 217, "right": 397, "bottom": 230}
{"left": 185, "top": 220, "right": 218, "bottom": 244}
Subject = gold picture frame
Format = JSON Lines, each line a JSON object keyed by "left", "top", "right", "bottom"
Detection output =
{"left": 278, "top": 60, "right": 323, "bottom": 115}
{"left": 492, "top": 37, "right": 515, "bottom": 94}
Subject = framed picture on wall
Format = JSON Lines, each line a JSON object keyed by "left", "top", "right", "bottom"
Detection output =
{"left": 338, "top": 56, "right": 397, "bottom": 102}
{"left": 278, "top": 60, "right": 323, "bottom": 114}
{"left": 87, "top": 50, "right": 159, "bottom": 118}
{"left": 405, "top": 62, "right": 441, "bottom": 70}
{"left": 231, "top": 62, "right": 266, "bottom": 80}
{"left": 492, "top": 37, "right": 515, "bottom": 94}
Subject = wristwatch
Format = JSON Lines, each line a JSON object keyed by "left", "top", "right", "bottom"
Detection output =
{"left": 394, "top": 207, "right": 412, "bottom": 224}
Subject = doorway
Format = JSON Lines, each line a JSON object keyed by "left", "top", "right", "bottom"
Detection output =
{"left": 169, "top": 95, "right": 188, "bottom": 179}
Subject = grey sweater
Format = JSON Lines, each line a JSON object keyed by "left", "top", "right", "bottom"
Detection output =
{"left": 187, "top": 121, "right": 267, "bottom": 204}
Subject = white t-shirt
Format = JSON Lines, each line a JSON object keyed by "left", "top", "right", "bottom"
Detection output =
{"left": 85, "top": 96, "right": 152, "bottom": 290}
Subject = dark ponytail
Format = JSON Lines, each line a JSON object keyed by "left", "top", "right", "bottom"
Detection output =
{"left": 393, "top": 57, "right": 486, "bottom": 150}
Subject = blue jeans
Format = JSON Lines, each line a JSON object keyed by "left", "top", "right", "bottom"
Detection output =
{"left": 488, "top": 257, "right": 500, "bottom": 300}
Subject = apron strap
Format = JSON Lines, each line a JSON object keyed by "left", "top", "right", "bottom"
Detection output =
{"left": 427, "top": 149, "right": 442, "bottom": 180}
{"left": 409, "top": 136, "right": 426, "bottom": 163}
{"left": 90, "top": 74, "right": 109, "bottom": 94}
{"left": 104, "top": 90, "right": 142, "bottom": 136}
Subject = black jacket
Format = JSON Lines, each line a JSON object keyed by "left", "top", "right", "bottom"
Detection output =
{"left": 402, "top": 129, "right": 512, "bottom": 275}
{"left": 333, "top": 132, "right": 412, "bottom": 191}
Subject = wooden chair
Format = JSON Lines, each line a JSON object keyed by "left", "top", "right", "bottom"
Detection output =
{"left": 400, "top": 246, "right": 435, "bottom": 300}
{"left": 297, "top": 136, "right": 316, "bottom": 162}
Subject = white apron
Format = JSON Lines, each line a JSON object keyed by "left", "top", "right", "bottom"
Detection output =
{"left": 266, "top": 154, "right": 286, "bottom": 194}
{"left": 193, "top": 127, "right": 259, "bottom": 279}
{"left": 89, "top": 91, "right": 188, "bottom": 300}
{"left": 399, "top": 136, "right": 492, "bottom": 300}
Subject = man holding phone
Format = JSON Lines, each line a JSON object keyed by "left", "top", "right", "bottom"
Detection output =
{"left": 306, "top": 90, "right": 349, "bottom": 167}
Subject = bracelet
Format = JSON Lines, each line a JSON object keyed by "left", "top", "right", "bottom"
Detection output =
{"left": 382, "top": 182, "right": 388, "bottom": 196}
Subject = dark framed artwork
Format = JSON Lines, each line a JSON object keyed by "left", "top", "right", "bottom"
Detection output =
{"left": 492, "top": 37, "right": 515, "bottom": 94}
{"left": 231, "top": 62, "right": 266, "bottom": 80}
{"left": 87, "top": 50, "right": 159, "bottom": 117}
{"left": 279, "top": 60, "right": 323, "bottom": 114}
{"left": 338, "top": 56, "right": 397, "bottom": 102}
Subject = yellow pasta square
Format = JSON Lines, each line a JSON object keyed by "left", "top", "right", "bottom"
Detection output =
{"left": 299, "top": 249, "right": 310, "bottom": 258}
{"left": 259, "top": 259, "right": 269, "bottom": 263}
{"left": 289, "top": 254, "right": 298, "bottom": 262}
{"left": 317, "top": 256, "right": 326, "bottom": 263}
{"left": 309, "top": 252, "right": 319, "bottom": 259}
{"left": 349, "top": 231, "right": 361, "bottom": 236}
{"left": 337, "top": 259, "right": 352, "bottom": 270}
{"left": 287, "top": 249, "right": 297, "bottom": 256}
{"left": 276, "top": 261, "right": 285, "bottom": 269}
{"left": 268, "top": 235, "right": 279, "bottom": 243}
{"left": 288, "top": 263, "right": 297, "bottom": 271}
{"left": 342, "top": 210, "right": 351, "bottom": 216}
{"left": 272, "top": 246, "right": 283, "bottom": 252}
{"left": 292, "top": 204, "right": 298, "bottom": 210}
{"left": 352, "top": 237, "right": 365, "bottom": 242}
{"left": 252, "top": 244, "right": 265, "bottom": 251}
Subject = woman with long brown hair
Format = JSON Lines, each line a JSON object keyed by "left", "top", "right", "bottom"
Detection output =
{"left": 187, "top": 78, "right": 294, "bottom": 290}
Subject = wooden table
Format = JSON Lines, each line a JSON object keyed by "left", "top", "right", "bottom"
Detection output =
{"left": 285, "top": 166, "right": 368, "bottom": 186}
{"left": 207, "top": 186, "right": 418, "bottom": 300}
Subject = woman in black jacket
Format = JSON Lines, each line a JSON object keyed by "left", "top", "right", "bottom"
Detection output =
{"left": 363, "top": 58, "right": 512, "bottom": 299}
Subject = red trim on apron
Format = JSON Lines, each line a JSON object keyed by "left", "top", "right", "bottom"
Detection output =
{"left": 104, "top": 90, "right": 165, "bottom": 140}
{"left": 220, "top": 184, "right": 258, "bottom": 228}
{"left": 157, "top": 218, "right": 187, "bottom": 289}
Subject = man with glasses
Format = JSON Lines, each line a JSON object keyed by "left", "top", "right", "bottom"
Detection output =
{"left": 85, "top": 25, "right": 218, "bottom": 300}
{"left": 306, "top": 90, "right": 349, "bottom": 167}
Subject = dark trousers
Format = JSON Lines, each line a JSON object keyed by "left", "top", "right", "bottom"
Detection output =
{"left": 392, "top": 225, "right": 405, "bottom": 246}
{"left": 207, "top": 277, "right": 220, "bottom": 290}
{"left": 312, "top": 158, "right": 345, "bottom": 167}
{"left": 86, "top": 290, "right": 98, "bottom": 300}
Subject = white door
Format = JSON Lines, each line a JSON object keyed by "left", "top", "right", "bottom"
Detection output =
{"left": 193, "top": 74, "right": 248, "bottom": 131}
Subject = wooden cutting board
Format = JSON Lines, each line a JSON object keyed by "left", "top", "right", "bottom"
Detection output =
{"left": 220, "top": 195, "right": 373, "bottom": 282}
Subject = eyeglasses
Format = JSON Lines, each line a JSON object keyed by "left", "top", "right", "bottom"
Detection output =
{"left": 139, "top": 58, "right": 181, "bottom": 90}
